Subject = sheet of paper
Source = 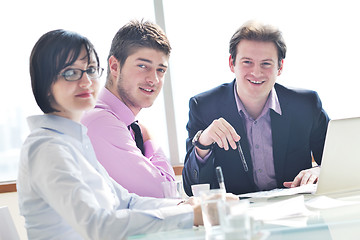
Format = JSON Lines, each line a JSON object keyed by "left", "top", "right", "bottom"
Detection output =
{"left": 265, "top": 216, "right": 309, "bottom": 228}
{"left": 238, "top": 184, "right": 317, "bottom": 199}
{"left": 248, "top": 195, "right": 313, "bottom": 222}
{"left": 305, "top": 195, "right": 360, "bottom": 209}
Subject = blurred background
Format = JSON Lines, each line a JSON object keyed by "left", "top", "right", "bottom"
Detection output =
{"left": 1, "top": 0, "right": 359, "bottom": 181}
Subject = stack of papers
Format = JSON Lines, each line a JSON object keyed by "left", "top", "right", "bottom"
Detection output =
{"left": 242, "top": 186, "right": 360, "bottom": 228}
{"left": 238, "top": 184, "right": 317, "bottom": 199}
{"left": 248, "top": 195, "right": 313, "bottom": 222}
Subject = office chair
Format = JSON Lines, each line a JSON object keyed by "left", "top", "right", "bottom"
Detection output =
{"left": 0, "top": 206, "right": 20, "bottom": 240}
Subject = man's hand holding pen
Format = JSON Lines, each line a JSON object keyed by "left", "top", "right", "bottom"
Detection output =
{"left": 194, "top": 117, "right": 240, "bottom": 158}
{"left": 193, "top": 118, "right": 320, "bottom": 191}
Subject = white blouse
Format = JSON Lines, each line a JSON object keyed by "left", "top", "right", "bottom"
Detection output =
{"left": 17, "top": 114, "right": 192, "bottom": 240}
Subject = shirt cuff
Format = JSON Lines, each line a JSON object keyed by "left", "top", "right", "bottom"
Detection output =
{"left": 194, "top": 149, "right": 212, "bottom": 164}
{"left": 158, "top": 204, "right": 194, "bottom": 229}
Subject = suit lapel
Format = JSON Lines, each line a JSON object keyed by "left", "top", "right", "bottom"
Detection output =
{"left": 271, "top": 86, "right": 291, "bottom": 186}
{"left": 220, "top": 81, "right": 254, "bottom": 182}
{"left": 218, "top": 82, "right": 292, "bottom": 188}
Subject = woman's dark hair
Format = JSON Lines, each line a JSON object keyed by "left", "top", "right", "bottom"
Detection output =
{"left": 30, "top": 29, "right": 99, "bottom": 113}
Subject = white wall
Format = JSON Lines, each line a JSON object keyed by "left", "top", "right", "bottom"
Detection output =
{"left": 163, "top": 0, "right": 360, "bottom": 163}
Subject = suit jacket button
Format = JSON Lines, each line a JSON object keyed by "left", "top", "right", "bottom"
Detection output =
{"left": 193, "top": 169, "right": 198, "bottom": 179}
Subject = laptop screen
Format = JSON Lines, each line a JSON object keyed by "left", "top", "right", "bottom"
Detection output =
{"left": 316, "top": 117, "right": 360, "bottom": 195}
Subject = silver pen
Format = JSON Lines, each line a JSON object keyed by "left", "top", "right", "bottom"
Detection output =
{"left": 237, "top": 141, "right": 248, "bottom": 172}
{"left": 215, "top": 166, "right": 226, "bottom": 191}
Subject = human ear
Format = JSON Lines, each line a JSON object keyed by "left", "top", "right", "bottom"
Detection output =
{"left": 109, "top": 55, "right": 120, "bottom": 76}
{"left": 277, "top": 59, "right": 284, "bottom": 76}
{"left": 229, "top": 55, "right": 235, "bottom": 73}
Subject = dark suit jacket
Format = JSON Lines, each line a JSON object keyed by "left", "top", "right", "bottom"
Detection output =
{"left": 183, "top": 80, "right": 330, "bottom": 196}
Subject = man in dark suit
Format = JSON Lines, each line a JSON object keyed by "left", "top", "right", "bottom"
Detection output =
{"left": 182, "top": 20, "right": 330, "bottom": 196}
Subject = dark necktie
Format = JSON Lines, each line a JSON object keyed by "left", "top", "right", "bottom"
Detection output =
{"left": 129, "top": 121, "right": 145, "bottom": 155}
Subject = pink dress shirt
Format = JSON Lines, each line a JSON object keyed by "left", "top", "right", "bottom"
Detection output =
{"left": 81, "top": 88, "right": 175, "bottom": 198}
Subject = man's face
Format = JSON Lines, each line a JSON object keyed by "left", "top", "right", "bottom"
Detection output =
{"left": 230, "top": 40, "right": 283, "bottom": 103}
{"left": 110, "top": 48, "right": 169, "bottom": 115}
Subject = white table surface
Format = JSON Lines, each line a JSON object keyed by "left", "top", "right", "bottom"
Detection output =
{"left": 128, "top": 193, "right": 360, "bottom": 240}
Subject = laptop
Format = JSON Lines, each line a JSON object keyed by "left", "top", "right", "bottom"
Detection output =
{"left": 237, "top": 117, "right": 360, "bottom": 199}
{"left": 315, "top": 117, "right": 360, "bottom": 196}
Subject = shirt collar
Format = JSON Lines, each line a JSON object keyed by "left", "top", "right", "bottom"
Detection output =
{"left": 95, "top": 88, "right": 136, "bottom": 126}
{"left": 27, "top": 114, "right": 87, "bottom": 141}
{"left": 234, "top": 84, "right": 282, "bottom": 120}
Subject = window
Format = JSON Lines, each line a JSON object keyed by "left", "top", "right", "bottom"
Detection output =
{"left": 0, "top": 0, "right": 163, "bottom": 182}
{"left": 2, "top": 0, "right": 360, "bottom": 182}
{"left": 162, "top": 0, "right": 360, "bottom": 163}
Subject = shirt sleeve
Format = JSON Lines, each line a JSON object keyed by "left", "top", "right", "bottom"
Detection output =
{"left": 84, "top": 110, "right": 175, "bottom": 198}
{"left": 29, "top": 140, "right": 193, "bottom": 240}
{"left": 183, "top": 96, "right": 216, "bottom": 196}
{"left": 194, "top": 148, "right": 212, "bottom": 163}
{"left": 309, "top": 91, "right": 330, "bottom": 164}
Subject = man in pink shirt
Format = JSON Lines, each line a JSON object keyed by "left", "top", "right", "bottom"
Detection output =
{"left": 81, "top": 20, "right": 175, "bottom": 198}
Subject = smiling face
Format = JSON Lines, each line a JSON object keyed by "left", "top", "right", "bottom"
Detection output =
{"left": 108, "top": 47, "right": 168, "bottom": 115}
{"left": 230, "top": 40, "right": 283, "bottom": 104}
{"left": 50, "top": 47, "right": 100, "bottom": 122}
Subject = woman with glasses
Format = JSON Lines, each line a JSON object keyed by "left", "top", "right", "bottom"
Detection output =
{"left": 16, "top": 29, "right": 205, "bottom": 240}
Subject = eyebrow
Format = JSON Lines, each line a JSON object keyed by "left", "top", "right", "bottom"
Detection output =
{"left": 65, "top": 56, "right": 96, "bottom": 70}
{"left": 240, "top": 57, "right": 252, "bottom": 60}
{"left": 79, "top": 51, "right": 97, "bottom": 64}
{"left": 75, "top": 58, "right": 97, "bottom": 67}
{"left": 240, "top": 57, "right": 275, "bottom": 63}
{"left": 80, "top": 54, "right": 88, "bottom": 61}
{"left": 136, "top": 58, "right": 168, "bottom": 68}
{"left": 262, "top": 58, "right": 275, "bottom": 63}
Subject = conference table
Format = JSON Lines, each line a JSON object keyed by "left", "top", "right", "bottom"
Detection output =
{"left": 128, "top": 192, "right": 360, "bottom": 240}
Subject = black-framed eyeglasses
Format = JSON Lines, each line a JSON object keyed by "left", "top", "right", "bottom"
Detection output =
{"left": 59, "top": 67, "right": 104, "bottom": 81}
